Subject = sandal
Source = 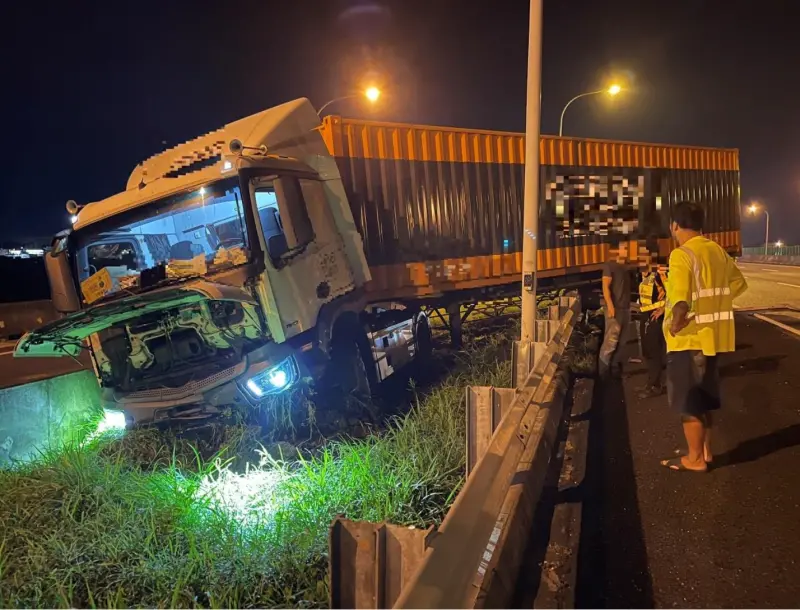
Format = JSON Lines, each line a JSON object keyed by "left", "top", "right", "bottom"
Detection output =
{"left": 660, "top": 457, "right": 708, "bottom": 473}
{"left": 670, "top": 448, "right": 714, "bottom": 466}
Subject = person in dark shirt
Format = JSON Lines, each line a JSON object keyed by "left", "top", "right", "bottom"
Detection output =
{"left": 599, "top": 242, "right": 631, "bottom": 378}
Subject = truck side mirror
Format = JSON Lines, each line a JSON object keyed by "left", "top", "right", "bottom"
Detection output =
{"left": 274, "top": 177, "right": 314, "bottom": 252}
{"left": 46, "top": 235, "right": 81, "bottom": 314}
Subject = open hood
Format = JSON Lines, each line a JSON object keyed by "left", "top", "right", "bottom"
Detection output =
{"left": 14, "top": 280, "right": 256, "bottom": 358}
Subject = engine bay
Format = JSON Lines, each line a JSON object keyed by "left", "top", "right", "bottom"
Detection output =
{"left": 94, "top": 299, "right": 267, "bottom": 392}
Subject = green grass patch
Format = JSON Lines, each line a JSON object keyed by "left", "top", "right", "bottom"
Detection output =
{"left": 0, "top": 325, "right": 515, "bottom": 608}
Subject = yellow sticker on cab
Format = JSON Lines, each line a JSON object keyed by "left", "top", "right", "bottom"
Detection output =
{"left": 81, "top": 267, "right": 113, "bottom": 304}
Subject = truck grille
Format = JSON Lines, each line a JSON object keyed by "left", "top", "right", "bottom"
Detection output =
{"left": 119, "top": 363, "right": 243, "bottom": 402}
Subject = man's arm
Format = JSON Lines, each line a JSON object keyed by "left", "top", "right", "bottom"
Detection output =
{"left": 728, "top": 257, "right": 748, "bottom": 300}
{"left": 602, "top": 268, "right": 615, "bottom": 318}
{"left": 668, "top": 250, "right": 693, "bottom": 336}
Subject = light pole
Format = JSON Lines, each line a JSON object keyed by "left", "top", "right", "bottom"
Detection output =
{"left": 520, "top": 0, "right": 544, "bottom": 357}
{"left": 748, "top": 203, "right": 770, "bottom": 255}
{"left": 317, "top": 87, "right": 381, "bottom": 116}
{"left": 558, "top": 84, "right": 622, "bottom": 137}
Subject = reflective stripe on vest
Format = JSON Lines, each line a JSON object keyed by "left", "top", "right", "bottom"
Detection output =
{"left": 639, "top": 273, "right": 666, "bottom": 312}
{"left": 678, "top": 245, "right": 734, "bottom": 323}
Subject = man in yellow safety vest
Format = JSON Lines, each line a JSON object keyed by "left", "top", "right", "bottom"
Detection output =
{"left": 637, "top": 259, "right": 668, "bottom": 398}
{"left": 659, "top": 201, "right": 748, "bottom": 473}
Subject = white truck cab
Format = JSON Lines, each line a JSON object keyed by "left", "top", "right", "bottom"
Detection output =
{"left": 16, "top": 98, "right": 427, "bottom": 427}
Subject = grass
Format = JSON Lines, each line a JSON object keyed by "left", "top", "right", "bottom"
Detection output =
{"left": 0, "top": 323, "right": 516, "bottom": 609}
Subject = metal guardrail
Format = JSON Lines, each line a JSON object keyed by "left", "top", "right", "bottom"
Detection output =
{"left": 392, "top": 295, "right": 580, "bottom": 609}
{"left": 742, "top": 246, "right": 800, "bottom": 257}
{"left": 739, "top": 253, "right": 800, "bottom": 266}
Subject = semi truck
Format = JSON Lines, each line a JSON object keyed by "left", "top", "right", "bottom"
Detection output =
{"left": 15, "top": 98, "right": 741, "bottom": 427}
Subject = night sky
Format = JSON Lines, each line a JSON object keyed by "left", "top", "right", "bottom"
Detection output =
{"left": 3, "top": 0, "right": 798, "bottom": 247}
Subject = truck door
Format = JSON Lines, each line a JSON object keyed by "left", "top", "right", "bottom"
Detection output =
{"left": 249, "top": 175, "right": 357, "bottom": 340}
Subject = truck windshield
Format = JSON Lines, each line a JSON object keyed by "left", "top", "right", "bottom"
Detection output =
{"left": 73, "top": 177, "right": 257, "bottom": 303}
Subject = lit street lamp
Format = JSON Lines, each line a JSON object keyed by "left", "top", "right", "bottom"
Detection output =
{"left": 748, "top": 203, "right": 770, "bottom": 255}
{"left": 317, "top": 87, "right": 381, "bottom": 116}
{"left": 558, "top": 84, "right": 622, "bottom": 137}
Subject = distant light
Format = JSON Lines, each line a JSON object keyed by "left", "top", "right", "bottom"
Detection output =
{"left": 503, "top": 239, "right": 510, "bottom": 248}
{"left": 222, "top": 160, "right": 233, "bottom": 172}
{"left": 70, "top": 215, "right": 79, "bottom": 224}
{"left": 748, "top": 204, "right": 758, "bottom": 214}
{"left": 776, "top": 240, "right": 784, "bottom": 248}
{"left": 365, "top": 86, "right": 381, "bottom": 103}
{"left": 608, "top": 84, "right": 622, "bottom": 96}
{"left": 199, "top": 187, "right": 206, "bottom": 196}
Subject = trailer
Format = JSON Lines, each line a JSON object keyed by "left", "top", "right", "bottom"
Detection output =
{"left": 14, "top": 98, "right": 741, "bottom": 427}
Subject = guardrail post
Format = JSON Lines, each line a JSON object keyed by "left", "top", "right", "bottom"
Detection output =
{"left": 329, "top": 518, "right": 434, "bottom": 609}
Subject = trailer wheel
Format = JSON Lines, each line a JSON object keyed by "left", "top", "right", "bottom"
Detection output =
{"left": 414, "top": 313, "right": 433, "bottom": 363}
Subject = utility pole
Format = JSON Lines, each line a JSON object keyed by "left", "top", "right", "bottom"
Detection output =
{"left": 520, "top": 0, "right": 544, "bottom": 348}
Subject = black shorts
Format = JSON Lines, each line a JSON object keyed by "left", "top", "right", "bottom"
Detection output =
{"left": 666, "top": 350, "right": 721, "bottom": 417}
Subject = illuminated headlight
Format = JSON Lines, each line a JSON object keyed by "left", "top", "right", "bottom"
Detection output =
{"left": 96, "top": 408, "right": 127, "bottom": 434}
{"left": 245, "top": 357, "right": 299, "bottom": 398}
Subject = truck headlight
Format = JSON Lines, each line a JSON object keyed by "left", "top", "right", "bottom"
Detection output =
{"left": 245, "top": 357, "right": 299, "bottom": 398}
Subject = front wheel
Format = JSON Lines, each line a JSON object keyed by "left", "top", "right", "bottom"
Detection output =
{"left": 324, "top": 329, "right": 379, "bottom": 403}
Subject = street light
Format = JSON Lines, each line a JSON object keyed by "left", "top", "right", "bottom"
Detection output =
{"left": 558, "top": 83, "right": 623, "bottom": 137}
{"left": 748, "top": 203, "right": 770, "bottom": 255}
{"left": 317, "top": 87, "right": 381, "bottom": 116}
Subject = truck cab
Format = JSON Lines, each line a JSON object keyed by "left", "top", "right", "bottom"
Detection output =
{"left": 15, "top": 98, "right": 393, "bottom": 427}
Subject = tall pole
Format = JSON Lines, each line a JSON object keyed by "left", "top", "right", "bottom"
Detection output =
{"left": 520, "top": 0, "right": 544, "bottom": 345}
{"left": 764, "top": 210, "right": 770, "bottom": 255}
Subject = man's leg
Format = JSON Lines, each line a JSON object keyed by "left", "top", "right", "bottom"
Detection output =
{"left": 662, "top": 350, "right": 708, "bottom": 472}
{"left": 703, "top": 411, "right": 713, "bottom": 463}
{"left": 698, "top": 354, "right": 720, "bottom": 463}
{"left": 643, "top": 318, "right": 662, "bottom": 387}
{"left": 599, "top": 316, "right": 621, "bottom": 377}
{"left": 610, "top": 313, "right": 631, "bottom": 375}
{"left": 681, "top": 415, "right": 707, "bottom": 469}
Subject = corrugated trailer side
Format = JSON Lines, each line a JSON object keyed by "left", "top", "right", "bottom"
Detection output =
{"left": 320, "top": 116, "right": 741, "bottom": 302}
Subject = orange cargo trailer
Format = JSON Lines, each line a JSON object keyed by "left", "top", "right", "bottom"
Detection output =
{"left": 320, "top": 115, "right": 741, "bottom": 303}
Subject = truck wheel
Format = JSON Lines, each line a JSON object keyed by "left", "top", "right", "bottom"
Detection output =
{"left": 328, "top": 331, "right": 378, "bottom": 401}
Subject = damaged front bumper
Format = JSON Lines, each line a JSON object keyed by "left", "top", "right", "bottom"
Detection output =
{"left": 105, "top": 343, "right": 308, "bottom": 427}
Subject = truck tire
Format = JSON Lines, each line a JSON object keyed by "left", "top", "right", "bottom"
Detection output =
{"left": 327, "top": 327, "right": 379, "bottom": 401}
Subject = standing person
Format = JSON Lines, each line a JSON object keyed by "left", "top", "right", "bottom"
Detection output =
{"left": 599, "top": 242, "right": 632, "bottom": 378}
{"left": 660, "top": 201, "right": 748, "bottom": 473}
{"left": 637, "top": 258, "right": 668, "bottom": 398}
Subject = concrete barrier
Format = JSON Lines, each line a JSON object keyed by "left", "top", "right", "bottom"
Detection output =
{"left": 0, "top": 300, "right": 59, "bottom": 341}
{"left": 0, "top": 370, "right": 101, "bottom": 467}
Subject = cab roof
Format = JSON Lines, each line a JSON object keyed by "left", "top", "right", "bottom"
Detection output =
{"left": 73, "top": 97, "right": 327, "bottom": 231}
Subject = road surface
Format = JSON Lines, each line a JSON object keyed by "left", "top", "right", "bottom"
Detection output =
{"left": 0, "top": 341, "right": 92, "bottom": 390}
{"left": 735, "top": 261, "right": 800, "bottom": 309}
{"left": 576, "top": 314, "right": 800, "bottom": 607}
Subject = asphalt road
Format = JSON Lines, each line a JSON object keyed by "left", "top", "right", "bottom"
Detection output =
{"left": 0, "top": 341, "right": 92, "bottom": 390}
{"left": 735, "top": 261, "right": 800, "bottom": 309}
{"left": 576, "top": 314, "right": 800, "bottom": 607}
